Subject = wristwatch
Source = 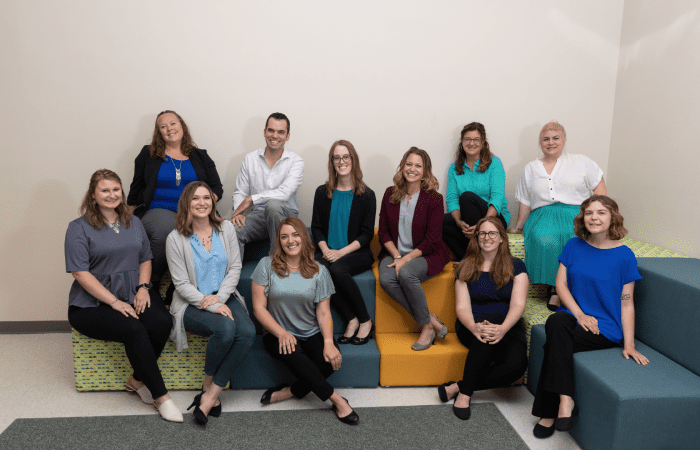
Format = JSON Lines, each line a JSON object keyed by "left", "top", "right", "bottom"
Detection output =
{"left": 137, "top": 283, "right": 153, "bottom": 291}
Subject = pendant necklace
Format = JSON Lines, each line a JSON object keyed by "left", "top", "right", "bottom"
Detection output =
{"left": 106, "top": 221, "right": 121, "bottom": 234}
{"left": 169, "top": 156, "right": 183, "bottom": 186}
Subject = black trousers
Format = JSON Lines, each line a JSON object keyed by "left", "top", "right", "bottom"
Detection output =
{"left": 442, "top": 191, "right": 508, "bottom": 261}
{"left": 455, "top": 320, "right": 528, "bottom": 396}
{"left": 68, "top": 289, "right": 171, "bottom": 398}
{"left": 532, "top": 312, "right": 617, "bottom": 418}
{"left": 315, "top": 250, "right": 374, "bottom": 324}
{"left": 263, "top": 332, "right": 339, "bottom": 401}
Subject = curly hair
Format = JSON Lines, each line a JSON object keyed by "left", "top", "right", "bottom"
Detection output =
{"left": 389, "top": 147, "right": 439, "bottom": 204}
{"left": 455, "top": 122, "right": 493, "bottom": 175}
{"left": 271, "top": 217, "right": 319, "bottom": 279}
{"left": 324, "top": 140, "right": 366, "bottom": 198}
{"left": 174, "top": 181, "right": 223, "bottom": 237}
{"left": 574, "top": 195, "right": 627, "bottom": 240}
{"left": 148, "top": 110, "right": 197, "bottom": 160}
{"left": 454, "top": 217, "right": 514, "bottom": 289}
{"left": 80, "top": 169, "right": 132, "bottom": 230}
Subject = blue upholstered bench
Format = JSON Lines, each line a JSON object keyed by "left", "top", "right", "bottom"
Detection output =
{"left": 527, "top": 257, "right": 700, "bottom": 450}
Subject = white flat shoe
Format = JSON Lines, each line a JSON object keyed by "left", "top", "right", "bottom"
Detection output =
{"left": 126, "top": 383, "right": 154, "bottom": 405}
{"left": 154, "top": 399, "right": 183, "bottom": 423}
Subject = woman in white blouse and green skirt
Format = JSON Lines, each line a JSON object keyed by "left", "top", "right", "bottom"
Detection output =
{"left": 508, "top": 121, "right": 607, "bottom": 310}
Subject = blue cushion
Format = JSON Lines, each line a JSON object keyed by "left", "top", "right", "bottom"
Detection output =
{"left": 229, "top": 335, "right": 380, "bottom": 389}
{"left": 635, "top": 257, "right": 700, "bottom": 377}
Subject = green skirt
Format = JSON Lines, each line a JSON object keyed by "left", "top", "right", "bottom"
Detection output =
{"left": 524, "top": 203, "right": 580, "bottom": 285}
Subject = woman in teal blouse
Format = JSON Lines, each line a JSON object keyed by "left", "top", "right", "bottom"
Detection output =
{"left": 443, "top": 122, "right": 510, "bottom": 261}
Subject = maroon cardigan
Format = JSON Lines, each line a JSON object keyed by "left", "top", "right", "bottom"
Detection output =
{"left": 377, "top": 187, "right": 450, "bottom": 276}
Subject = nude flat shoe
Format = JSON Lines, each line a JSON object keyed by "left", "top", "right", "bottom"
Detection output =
{"left": 154, "top": 399, "right": 183, "bottom": 423}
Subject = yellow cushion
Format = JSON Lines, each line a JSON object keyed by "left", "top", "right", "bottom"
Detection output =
{"left": 376, "top": 333, "right": 468, "bottom": 386}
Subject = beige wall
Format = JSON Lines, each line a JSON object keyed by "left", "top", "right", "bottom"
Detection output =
{"left": 0, "top": 1, "right": 624, "bottom": 321}
{"left": 607, "top": 0, "right": 700, "bottom": 258}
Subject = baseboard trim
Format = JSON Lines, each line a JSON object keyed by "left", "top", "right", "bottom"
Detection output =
{"left": 0, "top": 321, "right": 71, "bottom": 334}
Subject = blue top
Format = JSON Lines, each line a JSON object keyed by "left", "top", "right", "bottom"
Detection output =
{"left": 328, "top": 189, "right": 353, "bottom": 250}
{"left": 190, "top": 229, "right": 228, "bottom": 296}
{"left": 251, "top": 257, "right": 335, "bottom": 338}
{"left": 150, "top": 156, "right": 197, "bottom": 211}
{"left": 466, "top": 256, "right": 527, "bottom": 342}
{"left": 558, "top": 237, "right": 642, "bottom": 344}
{"left": 446, "top": 156, "right": 510, "bottom": 225}
{"left": 65, "top": 216, "right": 152, "bottom": 308}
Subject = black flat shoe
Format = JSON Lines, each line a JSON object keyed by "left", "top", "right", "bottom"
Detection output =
{"left": 351, "top": 322, "right": 375, "bottom": 345}
{"left": 337, "top": 327, "right": 359, "bottom": 345}
{"left": 260, "top": 385, "right": 289, "bottom": 405}
{"left": 533, "top": 422, "right": 556, "bottom": 438}
{"left": 332, "top": 397, "right": 359, "bottom": 425}
{"left": 437, "top": 381, "right": 456, "bottom": 403}
{"left": 452, "top": 404, "right": 471, "bottom": 420}
{"left": 187, "top": 391, "right": 208, "bottom": 424}
{"left": 555, "top": 404, "right": 579, "bottom": 431}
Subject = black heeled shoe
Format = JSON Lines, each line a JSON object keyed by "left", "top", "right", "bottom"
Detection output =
{"left": 546, "top": 286, "right": 560, "bottom": 312}
{"left": 554, "top": 404, "right": 579, "bottom": 431}
{"left": 533, "top": 421, "right": 556, "bottom": 438}
{"left": 351, "top": 322, "right": 375, "bottom": 345}
{"left": 337, "top": 326, "right": 359, "bottom": 344}
{"left": 332, "top": 397, "right": 359, "bottom": 425}
{"left": 187, "top": 391, "right": 208, "bottom": 424}
{"left": 209, "top": 399, "right": 222, "bottom": 417}
{"left": 437, "top": 381, "right": 456, "bottom": 403}
{"left": 260, "top": 385, "right": 289, "bottom": 405}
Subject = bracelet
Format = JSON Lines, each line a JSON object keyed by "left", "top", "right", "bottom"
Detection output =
{"left": 394, "top": 255, "right": 402, "bottom": 259}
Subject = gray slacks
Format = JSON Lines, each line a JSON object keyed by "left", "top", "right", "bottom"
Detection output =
{"left": 234, "top": 200, "right": 296, "bottom": 259}
{"left": 378, "top": 255, "right": 431, "bottom": 326}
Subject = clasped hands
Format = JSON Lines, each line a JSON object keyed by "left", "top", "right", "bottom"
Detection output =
{"left": 456, "top": 220, "right": 476, "bottom": 238}
{"left": 322, "top": 248, "right": 344, "bottom": 263}
{"left": 472, "top": 320, "right": 506, "bottom": 344}
{"left": 199, "top": 295, "right": 233, "bottom": 320}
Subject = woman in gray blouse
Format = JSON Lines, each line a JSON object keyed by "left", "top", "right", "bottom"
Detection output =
{"left": 165, "top": 181, "right": 255, "bottom": 425}
{"left": 252, "top": 217, "right": 359, "bottom": 425}
{"left": 65, "top": 169, "right": 182, "bottom": 422}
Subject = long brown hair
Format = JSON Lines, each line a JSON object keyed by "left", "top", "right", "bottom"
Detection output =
{"left": 455, "top": 122, "right": 493, "bottom": 174}
{"left": 271, "top": 217, "right": 319, "bottom": 279}
{"left": 174, "top": 181, "right": 223, "bottom": 237}
{"left": 574, "top": 195, "right": 627, "bottom": 240}
{"left": 324, "top": 140, "right": 367, "bottom": 198}
{"left": 148, "top": 110, "right": 197, "bottom": 160}
{"left": 389, "top": 147, "right": 440, "bottom": 204}
{"left": 454, "top": 217, "right": 514, "bottom": 289}
{"left": 80, "top": 169, "right": 132, "bottom": 229}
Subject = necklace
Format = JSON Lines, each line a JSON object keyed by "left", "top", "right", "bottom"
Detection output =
{"left": 286, "top": 262, "right": 300, "bottom": 270}
{"left": 106, "top": 221, "right": 120, "bottom": 234}
{"left": 168, "top": 155, "right": 184, "bottom": 186}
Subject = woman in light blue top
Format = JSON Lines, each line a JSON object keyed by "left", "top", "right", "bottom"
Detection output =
{"left": 443, "top": 122, "right": 510, "bottom": 261}
{"left": 166, "top": 181, "right": 255, "bottom": 425}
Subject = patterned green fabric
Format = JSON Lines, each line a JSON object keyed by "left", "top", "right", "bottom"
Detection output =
{"left": 72, "top": 234, "right": 686, "bottom": 391}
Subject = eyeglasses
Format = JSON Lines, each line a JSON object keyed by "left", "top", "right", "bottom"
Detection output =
{"left": 462, "top": 137, "right": 482, "bottom": 144}
{"left": 333, "top": 155, "right": 351, "bottom": 164}
{"left": 477, "top": 231, "right": 499, "bottom": 239}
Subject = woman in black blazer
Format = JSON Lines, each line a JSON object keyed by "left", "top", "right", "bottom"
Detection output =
{"left": 127, "top": 110, "right": 223, "bottom": 288}
{"left": 311, "top": 140, "right": 376, "bottom": 345}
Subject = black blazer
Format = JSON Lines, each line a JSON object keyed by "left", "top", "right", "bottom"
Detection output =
{"left": 126, "top": 145, "right": 224, "bottom": 217}
{"left": 311, "top": 184, "right": 376, "bottom": 259}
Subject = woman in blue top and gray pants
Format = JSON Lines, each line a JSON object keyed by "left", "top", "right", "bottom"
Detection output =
{"left": 442, "top": 122, "right": 510, "bottom": 261}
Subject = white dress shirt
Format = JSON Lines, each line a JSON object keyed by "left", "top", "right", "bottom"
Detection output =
{"left": 515, "top": 153, "right": 603, "bottom": 210}
{"left": 232, "top": 147, "right": 304, "bottom": 214}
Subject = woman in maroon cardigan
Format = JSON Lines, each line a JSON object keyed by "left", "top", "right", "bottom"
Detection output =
{"left": 378, "top": 147, "right": 451, "bottom": 351}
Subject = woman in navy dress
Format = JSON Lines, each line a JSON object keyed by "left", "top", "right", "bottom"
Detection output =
{"left": 438, "top": 217, "right": 529, "bottom": 420}
{"left": 532, "top": 195, "right": 649, "bottom": 439}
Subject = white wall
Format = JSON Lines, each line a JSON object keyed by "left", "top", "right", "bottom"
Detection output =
{"left": 0, "top": 0, "right": 624, "bottom": 321}
{"left": 607, "top": 0, "right": 700, "bottom": 258}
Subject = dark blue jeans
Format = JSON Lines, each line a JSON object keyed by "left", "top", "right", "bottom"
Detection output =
{"left": 183, "top": 296, "right": 256, "bottom": 388}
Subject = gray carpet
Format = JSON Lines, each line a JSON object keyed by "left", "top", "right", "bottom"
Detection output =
{"left": 0, "top": 402, "right": 528, "bottom": 450}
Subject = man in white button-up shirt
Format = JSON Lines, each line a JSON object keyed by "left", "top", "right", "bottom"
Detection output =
{"left": 231, "top": 112, "right": 304, "bottom": 258}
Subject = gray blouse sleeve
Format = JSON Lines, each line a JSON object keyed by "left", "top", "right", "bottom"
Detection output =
{"left": 251, "top": 257, "right": 272, "bottom": 296}
{"left": 65, "top": 220, "right": 90, "bottom": 272}
{"left": 314, "top": 264, "right": 336, "bottom": 303}
{"left": 133, "top": 216, "right": 153, "bottom": 264}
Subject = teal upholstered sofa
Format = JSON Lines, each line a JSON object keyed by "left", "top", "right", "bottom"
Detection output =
{"left": 527, "top": 257, "right": 700, "bottom": 450}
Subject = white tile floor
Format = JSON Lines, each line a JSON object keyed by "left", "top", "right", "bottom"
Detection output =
{"left": 0, "top": 333, "right": 582, "bottom": 449}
